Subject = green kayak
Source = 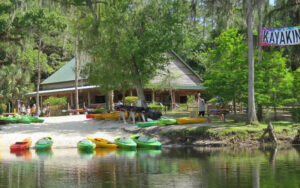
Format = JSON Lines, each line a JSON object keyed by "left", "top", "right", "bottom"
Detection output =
{"left": 17, "top": 117, "right": 31, "bottom": 124}
{"left": 158, "top": 118, "right": 177, "bottom": 125}
{"left": 114, "top": 137, "right": 137, "bottom": 150}
{"left": 35, "top": 137, "right": 54, "bottom": 150}
{"left": 5, "top": 116, "right": 17, "bottom": 124}
{"left": 136, "top": 120, "right": 164, "bottom": 128}
{"left": 27, "top": 116, "right": 44, "bottom": 123}
{"left": 77, "top": 139, "right": 96, "bottom": 151}
{"left": 131, "top": 135, "right": 162, "bottom": 150}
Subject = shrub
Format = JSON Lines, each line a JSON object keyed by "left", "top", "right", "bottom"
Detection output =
{"left": 43, "top": 97, "right": 67, "bottom": 106}
{"left": 124, "top": 96, "right": 138, "bottom": 105}
{"left": 148, "top": 104, "right": 167, "bottom": 112}
{"left": 290, "top": 108, "right": 300, "bottom": 122}
{"left": 0, "top": 103, "right": 7, "bottom": 114}
{"left": 94, "top": 107, "right": 106, "bottom": 113}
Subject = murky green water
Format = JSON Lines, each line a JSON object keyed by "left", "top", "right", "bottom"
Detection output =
{"left": 0, "top": 147, "right": 300, "bottom": 188}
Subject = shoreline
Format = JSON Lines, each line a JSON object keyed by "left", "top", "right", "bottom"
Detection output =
{"left": 0, "top": 115, "right": 298, "bottom": 149}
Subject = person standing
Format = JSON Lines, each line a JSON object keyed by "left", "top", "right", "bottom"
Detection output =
{"left": 198, "top": 93, "right": 205, "bottom": 117}
{"left": 31, "top": 104, "right": 36, "bottom": 116}
{"left": 26, "top": 105, "right": 31, "bottom": 116}
{"left": 46, "top": 102, "right": 51, "bottom": 117}
{"left": 21, "top": 104, "right": 26, "bottom": 115}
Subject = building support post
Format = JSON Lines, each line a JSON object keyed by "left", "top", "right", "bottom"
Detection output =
{"left": 70, "top": 93, "right": 73, "bottom": 107}
{"left": 87, "top": 91, "right": 91, "bottom": 107}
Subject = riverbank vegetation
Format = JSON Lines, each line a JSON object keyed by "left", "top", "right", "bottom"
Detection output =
{"left": 0, "top": 0, "right": 299, "bottom": 125}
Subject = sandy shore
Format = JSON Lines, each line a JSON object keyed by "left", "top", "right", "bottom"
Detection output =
{"left": 0, "top": 115, "right": 137, "bottom": 149}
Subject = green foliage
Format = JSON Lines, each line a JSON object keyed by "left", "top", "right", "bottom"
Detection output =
{"left": 294, "top": 67, "right": 300, "bottom": 102}
{"left": 43, "top": 97, "right": 67, "bottom": 106}
{"left": 148, "top": 104, "right": 166, "bottom": 112}
{"left": 203, "top": 28, "right": 248, "bottom": 104}
{"left": 290, "top": 108, "right": 300, "bottom": 123}
{"left": 255, "top": 50, "right": 294, "bottom": 108}
{"left": 94, "top": 108, "right": 106, "bottom": 113}
{"left": 187, "top": 95, "right": 196, "bottom": 105}
{"left": 124, "top": 96, "right": 138, "bottom": 105}
{"left": 0, "top": 64, "right": 33, "bottom": 103}
{"left": 0, "top": 103, "right": 7, "bottom": 114}
{"left": 85, "top": 0, "right": 189, "bottom": 96}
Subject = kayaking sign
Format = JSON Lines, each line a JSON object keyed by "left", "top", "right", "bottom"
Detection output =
{"left": 261, "top": 26, "right": 300, "bottom": 46}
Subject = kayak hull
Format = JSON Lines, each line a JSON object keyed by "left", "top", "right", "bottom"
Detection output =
{"left": 77, "top": 139, "right": 96, "bottom": 151}
{"left": 136, "top": 120, "right": 163, "bottom": 128}
{"left": 158, "top": 118, "right": 177, "bottom": 125}
{"left": 115, "top": 137, "right": 137, "bottom": 150}
{"left": 10, "top": 137, "right": 32, "bottom": 151}
{"left": 35, "top": 137, "right": 54, "bottom": 150}
{"left": 176, "top": 117, "right": 207, "bottom": 124}
{"left": 131, "top": 135, "right": 162, "bottom": 150}
{"left": 87, "top": 136, "right": 118, "bottom": 149}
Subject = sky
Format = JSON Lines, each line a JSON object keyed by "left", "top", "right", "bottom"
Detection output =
{"left": 269, "top": 0, "right": 276, "bottom": 6}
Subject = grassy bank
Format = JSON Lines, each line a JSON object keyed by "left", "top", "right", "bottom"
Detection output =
{"left": 145, "top": 121, "right": 300, "bottom": 146}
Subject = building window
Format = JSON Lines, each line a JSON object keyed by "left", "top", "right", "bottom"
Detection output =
{"left": 180, "top": 96, "right": 187, "bottom": 103}
{"left": 95, "top": 96, "right": 105, "bottom": 103}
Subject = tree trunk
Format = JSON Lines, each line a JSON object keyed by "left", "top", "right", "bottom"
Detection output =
{"left": 257, "top": 0, "right": 263, "bottom": 63}
{"left": 74, "top": 38, "right": 80, "bottom": 114}
{"left": 246, "top": 0, "right": 258, "bottom": 124}
{"left": 132, "top": 57, "right": 147, "bottom": 108}
{"left": 152, "top": 90, "right": 155, "bottom": 104}
{"left": 36, "top": 37, "right": 42, "bottom": 117}
{"left": 233, "top": 97, "right": 237, "bottom": 122}
{"left": 135, "top": 79, "right": 147, "bottom": 108}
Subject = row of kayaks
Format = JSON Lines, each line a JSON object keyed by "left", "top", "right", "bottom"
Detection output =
{"left": 10, "top": 137, "right": 53, "bottom": 151}
{"left": 81, "top": 135, "right": 162, "bottom": 150}
{"left": 9, "top": 135, "right": 162, "bottom": 152}
{"left": 86, "top": 111, "right": 207, "bottom": 126}
{"left": 0, "top": 115, "right": 44, "bottom": 124}
{"left": 136, "top": 117, "right": 207, "bottom": 127}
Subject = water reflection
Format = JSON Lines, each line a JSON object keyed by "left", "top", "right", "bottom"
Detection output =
{"left": 0, "top": 147, "right": 299, "bottom": 187}
{"left": 35, "top": 149, "right": 53, "bottom": 160}
{"left": 10, "top": 149, "right": 32, "bottom": 161}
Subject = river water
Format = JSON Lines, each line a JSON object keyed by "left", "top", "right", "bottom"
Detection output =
{"left": 0, "top": 147, "right": 300, "bottom": 188}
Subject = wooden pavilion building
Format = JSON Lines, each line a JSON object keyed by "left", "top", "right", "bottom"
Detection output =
{"left": 26, "top": 51, "right": 204, "bottom": 109}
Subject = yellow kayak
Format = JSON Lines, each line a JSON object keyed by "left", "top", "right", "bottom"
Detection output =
{"left": 176, "top": 117, "right": 207, "bottom": 124}
{"left": 104, "top": 112, "right": 120, "bottom": 120}
{"left": 87, "top": 136, "right": 118, "bottom": 149}
{"left": 94, "top": 114, "right": 105, "bottom": 119}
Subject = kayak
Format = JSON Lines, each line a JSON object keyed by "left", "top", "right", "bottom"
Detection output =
{"left": 176, "top": 117, "right": 207, "bottom": 124}
{"left": 10, "top": 137, "right": 32, "bottom": 151}
{"left": 5, "top": 116, "right": 17, "bottom": 124}
{"left": 35, "top": 137, "right": 54, "bottom": 150}
{"left": 114, "top": 137, "right": 137, "bottom": 150}
{"left": 136, "top": 120, "right": 163, "bottom": 128}
{"left": 131, "top": 135, "right": 162, "bottom": 150}
{"left": 104, "top": 112, "right": 120, "bottom": 120}
{"left": 94, "top": 114, "right": 105, "bottom": 119}
{"left": 27, "top": 116, "right": 44, "bottom": 123}
{"left": 16, "top": 116, "right": 31, "bottom": 124}
{"left": 87, "top": 136, "right": 118, "bottom": 149}
{"left": 77, "top": 139, "right": 96, "bottom": 151}
{"left": 86, "top": 114, "right": 95, "bottom": 119}
{"left": 158, "top": 118, "right": 177, "bottom": 125}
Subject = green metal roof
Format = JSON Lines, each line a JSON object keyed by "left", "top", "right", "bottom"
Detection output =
{"left": 175, "top": 85, "right": 205, "bottom": 90}
{"left": 41, "top": 58, "right": 84, "bottom": 85}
